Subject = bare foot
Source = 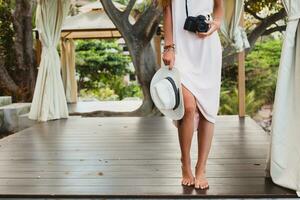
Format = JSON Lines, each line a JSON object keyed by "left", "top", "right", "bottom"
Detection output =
{"left": 194, "top": 165, "right": 209, "bottom": 189}
{"left": 181, "top": 164, "right": 195, "bottom": 186}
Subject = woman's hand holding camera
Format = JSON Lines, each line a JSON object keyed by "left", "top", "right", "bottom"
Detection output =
{"left": 196, "top": 18, "right": 221, "bottom": 39}
{"left": 162, "top": 44, "right": 175, "bottom": 70}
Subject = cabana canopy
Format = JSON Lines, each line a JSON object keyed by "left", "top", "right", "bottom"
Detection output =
{"left": 60, "top": 2, "right": 134, "bottom": 39}
{"left": 61, "top": 9, "right": 121, "bottom": 39}
{"left": 78, "top": 1, "right": 125, "bottom": 13}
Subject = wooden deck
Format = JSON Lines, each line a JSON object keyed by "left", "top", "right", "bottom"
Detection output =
{"left": 0, "top": 115, "right": 296, "bottom": 198}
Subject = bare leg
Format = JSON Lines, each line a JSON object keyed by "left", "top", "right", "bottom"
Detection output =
{"left": 194, "top": 107, "right": 215, "bottom": 189}
{"left": 177, "top": 84, "right": 196, "bottom": 186}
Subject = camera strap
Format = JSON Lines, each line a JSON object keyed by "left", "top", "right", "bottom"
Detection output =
{"left": 185, "top": 0, "right": 189, "bottom": 17}
{"left": 185, "top": 0, "right": 212, "bottom": 21}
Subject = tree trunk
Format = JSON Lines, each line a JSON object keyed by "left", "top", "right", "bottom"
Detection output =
{"left": 0, "top": 54, "right": 20, "bottom": 95}
{"left": 130, "top": 41, "right": 162, "bottom": 116}
{"left": 11, "top": 0, "right": 36, "bottom": 100}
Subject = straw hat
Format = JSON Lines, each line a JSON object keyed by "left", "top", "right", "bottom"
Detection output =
{"left": 150, "top": 65, "right": 184, "bottom": 120}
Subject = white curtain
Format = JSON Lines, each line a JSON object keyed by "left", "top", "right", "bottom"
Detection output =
{"left": 268, "top": 0, "right": 300, "bottom": 196}
{"left": 61, "top": 38, "right": 78, "bottom": 103}
{"left": 220, "top": 0, "right": 250, "bottom": 52}
{"left": 29, "top": 0, "right": 70, "bottom": 121}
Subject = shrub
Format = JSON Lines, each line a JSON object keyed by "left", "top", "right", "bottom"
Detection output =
{"left": 219, "top": 38, "right": 283, "bottom": 116}
{"left": 75, "top": 39, "right": 142, "bottom": 100}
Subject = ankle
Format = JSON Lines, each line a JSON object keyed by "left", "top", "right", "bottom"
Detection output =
{"left": 195, "top": 163, "right": 206, "bottom": 174}
{"left": 180, "top": 156, "right": 191, "bottom": 166}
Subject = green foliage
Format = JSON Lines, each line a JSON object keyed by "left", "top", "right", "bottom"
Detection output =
{"left": 76, "top": 39, "right": 130, "bottom": 88}
{"left": 219, "top": 87, "right": 264, "bottom": 115}
{"left": 75, "top": 39, "right": 142, "bottom": 100}
{"left": 108, "top": 75, "right": 143, "bottom": 99}
{"left": 245, "top": 0, "right": 282, "bottom": 12}
{"left": 219, "top": 38, "right": 282, "bottom": 116}
{"left": 0, "top": 0, "right": 15, "bottom": 67}
{"left": 79, "top": 87, "right": 119, "bottom": 101}
{"left": 114, "top": 0, "right": 129, "bottom": 4}
{"left": 245, "top": 38, "right": 282, "bottom": 104}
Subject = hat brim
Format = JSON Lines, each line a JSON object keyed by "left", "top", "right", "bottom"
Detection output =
{"left": 150, "top": 65, "right": 184, "bottom": 120}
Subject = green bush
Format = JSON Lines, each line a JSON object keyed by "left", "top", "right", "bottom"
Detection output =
{"left": 79, "top": 87, "right": 119, "bottom": 101}
{"left": 219, "top": 87, "right": 264, "bottom": 115}
{"left": 0, "top": 0, "right": 15, "bottom": 68}
{"left": 245, "top": 38, "right": 282, "bottom": 104}
{"left": 75, "top": 39, "right": 142, "bottom": 100}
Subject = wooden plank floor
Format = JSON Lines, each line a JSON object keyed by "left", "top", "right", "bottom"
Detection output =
{"left": 0, "top": 115, "right": 296, "bottom": 198}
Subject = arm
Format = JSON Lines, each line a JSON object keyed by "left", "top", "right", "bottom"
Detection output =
{"left": 163, "top": 1, "right": 173, "bottom": 47}
{"left": 212, "top": 0, "right": 224, "bottom": 22}
{"left": 162, "top": 1, "right": 175, "bottom": 69}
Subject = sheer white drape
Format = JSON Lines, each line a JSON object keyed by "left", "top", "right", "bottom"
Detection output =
{"left": 220, "top": 0, "right": 250, "bottom": 52}
{"left": 268, "top": 0, "right": 300, "bottom": 196}
{"left": 29, "top": 0, "right": 70, "bottom": 121}
{"left": 61, "top": 38, "right": 78, "bottom": 103}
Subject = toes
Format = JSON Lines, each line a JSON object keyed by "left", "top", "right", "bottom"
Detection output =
{"left": 203, "top": 184, "right": 209, "bottom": 189}
{"left": 182, "top": 178, "right": 195, "bottom": 186}
{"left": 194, "top": 180, "right": 209, "bottom": 189}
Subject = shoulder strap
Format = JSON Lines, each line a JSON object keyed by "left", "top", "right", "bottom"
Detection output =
{"left": 185, "top": 0, "right": 189, "bottom": 17}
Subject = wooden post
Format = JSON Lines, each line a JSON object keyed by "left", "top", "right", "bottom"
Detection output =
{"left": 238, "top": 9, "right": 246, "bottom": 117}
{"left": 154, "top": 34, "right": 162, "bottom": 70}
{"left": 35, "top": 31, "right": 42, "bottom": 66}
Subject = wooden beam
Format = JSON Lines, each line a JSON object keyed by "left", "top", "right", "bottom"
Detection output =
{"left": 238, "top": 9, "right": 246, "bottom": 117}
{"left": 61, "top": 30, "right": 122, "bottom": 39}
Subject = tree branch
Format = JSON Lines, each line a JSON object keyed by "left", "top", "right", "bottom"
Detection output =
{"left": 123, "top": 0, "right": 136, "bottom": 18}
{"left": 133, "top": 3, "right": 162, "bottom": 43}
{"left": 262, "top": 25, "right": 287, "bottom": 36}
{"left": 248, "top": 8, "right": 287, "bottom": 47}
{"left": 100, "top": 0, "right": 129, "bottom": 31}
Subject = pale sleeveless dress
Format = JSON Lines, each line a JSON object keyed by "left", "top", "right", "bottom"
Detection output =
{"left": 171, "top": 0, "right": 222, "bottom": 131}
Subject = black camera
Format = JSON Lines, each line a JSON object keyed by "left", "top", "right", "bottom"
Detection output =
{"left": 184, "top": 15, "right": 209, "bottom": 33}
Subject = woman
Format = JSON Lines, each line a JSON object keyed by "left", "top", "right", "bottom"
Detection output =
{"left": 160, "top": 0, "right": 223, "bottom": 189}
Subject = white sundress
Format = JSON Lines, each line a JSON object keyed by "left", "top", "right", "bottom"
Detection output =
{"left": 171, "top": 0, "right": 223, "bottom": 132}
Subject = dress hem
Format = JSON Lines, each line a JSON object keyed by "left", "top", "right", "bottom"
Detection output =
{"left": 181, "top": 76, "right": 216, "bottom": 124}
{"left": 171, "top": 79, "right": 216, "bottom": 132}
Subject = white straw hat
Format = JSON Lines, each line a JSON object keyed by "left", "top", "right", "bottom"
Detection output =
{"left": 150, "top": 65, "right": 184, "bottom": 120}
